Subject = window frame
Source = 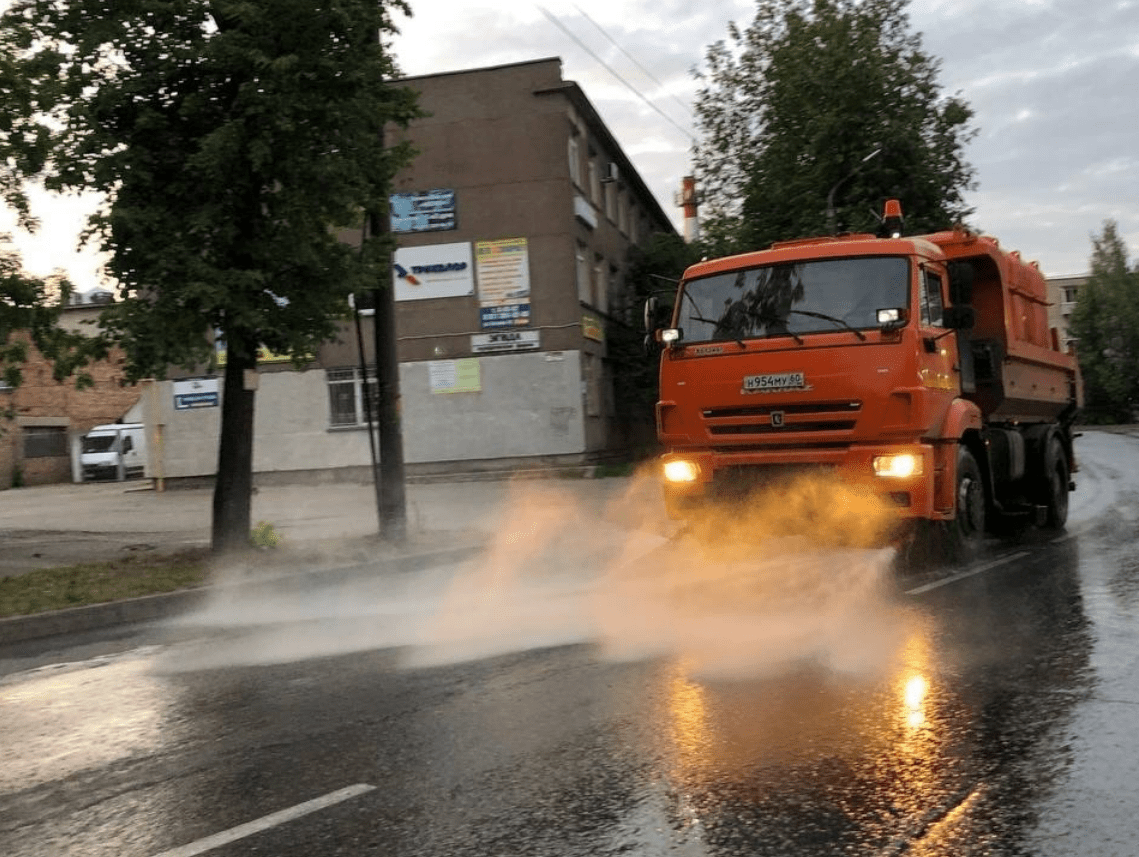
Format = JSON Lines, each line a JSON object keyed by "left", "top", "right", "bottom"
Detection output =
{"left": 327, "top": 366, "right": 378, "bottom": 429}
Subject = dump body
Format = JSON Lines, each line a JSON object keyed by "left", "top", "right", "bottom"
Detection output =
{"left": 655, "top": 220, "right": 1080, "bottom": 534}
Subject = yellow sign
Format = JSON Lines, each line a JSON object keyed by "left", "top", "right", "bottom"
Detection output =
{"left": 582, "top": 313, "right": 605, "bottom": 343}
{"left": 215, "top": 346, "right": 303, "bottom": 367}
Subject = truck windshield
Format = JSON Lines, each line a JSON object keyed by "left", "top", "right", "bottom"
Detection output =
{"left": 677, "top": 256, "right": 910, "bottom": 343}
{"left": 82, "top": 435, "right": 116, "bottom": 453}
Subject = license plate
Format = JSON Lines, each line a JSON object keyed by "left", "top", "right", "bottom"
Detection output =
{"left": 743, "top": 371, "right": 808, "bottom": 393}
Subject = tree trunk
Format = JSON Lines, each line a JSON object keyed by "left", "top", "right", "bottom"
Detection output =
{"left": 211, "top": 333, "right": 257, "bottom": 555}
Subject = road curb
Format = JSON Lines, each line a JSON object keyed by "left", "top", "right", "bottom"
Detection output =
{"left": 0, "top": 543, "right": 485, "bottom": 647}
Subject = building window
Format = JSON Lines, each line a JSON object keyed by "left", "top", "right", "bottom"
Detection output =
{"left": 618, "top": 190, "right": 628, "bottom": 235}
{"left": 23, "top": 426, "right": 68, "bottom": 458}
{"left": 605, "top": 181, "right": 616, "bottom": 222}
{"left": 589, "top": 156, "right": 601, "bottom": 204}
{"left": 593, "top": 257, "right": 607, "bottom": 312}
{"left": 576, "top": 242, "right": 592, "bottom": 304}
{"left": 327, "top": 366, "right": 377, "bottom": 427}
{"left": 1063, "top": 286, "right": 1079, "bottom": 303}
{"left": 583, "top": 353, "right": 601, "bottom": 417}
{"left": 609, "top": 265, "right": 621, "bottom": 319}
{"left": 568, "top": 134, "right": 582, "bottom": 187}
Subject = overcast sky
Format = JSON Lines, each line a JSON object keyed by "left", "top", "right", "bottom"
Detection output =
{"left": 3, "top": 0, "right": 1136, "bottom": 289}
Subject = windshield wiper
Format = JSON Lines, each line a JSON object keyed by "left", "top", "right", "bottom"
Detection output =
{"left": 788, "top": 309, "right": 867, "bottom": 341}
{"left": 740, "top": 308, "right": 805, "bottom": 345}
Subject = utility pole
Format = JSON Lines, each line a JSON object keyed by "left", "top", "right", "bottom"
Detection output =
{"left": 368, "top": 25, "right": 407, "bottom": 543}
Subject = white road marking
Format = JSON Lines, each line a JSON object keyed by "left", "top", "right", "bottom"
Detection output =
{"left": 150, "top": 783, "right": 376, "bottom": 857}
{"left": 905, "top": 551, "right": 1030, "bottom": 595}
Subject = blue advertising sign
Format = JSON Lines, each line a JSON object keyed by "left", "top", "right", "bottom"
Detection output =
{"left": 390, "top": 189, "right": 457, "bottom": 233}
{"left": 480, "top": 303, "right": 531, "bottom": 328}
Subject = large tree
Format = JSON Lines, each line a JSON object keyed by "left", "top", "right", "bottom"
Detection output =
{"left": 610, "top": 232, "right": 703, "bottom": 448}
{"left": 0, "top": 0, "right": 420, "bottom": 553}
{"left": 693, "top": 0, "right": 976, "bottom": 254}
{"left": 1068, "top": 221, "right": 1139, "bottom": 423}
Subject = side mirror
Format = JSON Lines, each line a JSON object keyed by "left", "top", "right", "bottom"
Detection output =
{"left": 948, "top": 261, "right": 974, "bottom": 305}
{"left": 942, "top": 305, "right": 976, "bottom": 330}
{"left": 643, "top": 296, "right": 658, "bottom": 333}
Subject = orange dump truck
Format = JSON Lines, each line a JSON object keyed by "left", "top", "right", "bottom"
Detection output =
{"left": 652, "top": 202, "right": 1081, "bottom": 551}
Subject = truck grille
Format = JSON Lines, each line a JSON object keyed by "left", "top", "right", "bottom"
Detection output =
{"left": 703, "top": 400, "right": 861, "bottom": 437}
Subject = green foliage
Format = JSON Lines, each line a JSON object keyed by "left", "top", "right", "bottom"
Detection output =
{"left": 0, "top": 551, "right": 210, "bottom": 618}
{"left": 0, "top": 0, "right": 422, "bottom": 382}
{"left": 0, "top": 0, "right": 421, "bottom": 552}
{"left": 693, "top": 0, "right": 976, "bottom": 253}
{"left": 610, "top": 233, "right": 703, "bottom": 434}
{"left": 250, "top": 520, "right": 282, "bottom": 549}
{"left": 1069, "top": 221, "right": 1139, "bottom": 423}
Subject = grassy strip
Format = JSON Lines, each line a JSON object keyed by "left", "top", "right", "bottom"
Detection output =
{"left": 0, "top": 550, "right": 212, "bottom": 619}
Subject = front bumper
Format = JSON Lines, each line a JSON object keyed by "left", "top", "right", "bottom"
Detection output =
{"left": 660, "top": 443, "right": 940, "bottom": 520}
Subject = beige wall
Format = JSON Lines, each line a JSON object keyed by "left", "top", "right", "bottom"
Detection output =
{"left": 148, "top": 351, "right": 588, "bottom": 480}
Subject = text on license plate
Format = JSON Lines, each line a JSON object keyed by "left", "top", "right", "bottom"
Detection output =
{"left": 743, "top": 372, "right": 807, "bottom": 392}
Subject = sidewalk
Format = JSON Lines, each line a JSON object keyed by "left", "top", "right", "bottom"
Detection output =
{"left": 0, "top": 474, "right": 650, "bottom": 644}
{"left": 0, "top": 476, "right": 627, "bottom": 574}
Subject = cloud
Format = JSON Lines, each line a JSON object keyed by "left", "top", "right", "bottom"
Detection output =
{"left": 395, "top": 0, "right": 1138, "bottom": 274}
{"left": 5, "top": 0, "right": 1136, "bottom": 285}
{"left": 913, "top": 0, "right": 1139, "bottom": 272}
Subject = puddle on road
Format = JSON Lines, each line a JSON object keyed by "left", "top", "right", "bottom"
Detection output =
{"left": 159, "top": 470, "right": 907, "bottom": 681}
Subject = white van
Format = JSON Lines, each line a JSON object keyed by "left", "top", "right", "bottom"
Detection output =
{"left": 80, "top": 423, "right": 147, "bottom": 482}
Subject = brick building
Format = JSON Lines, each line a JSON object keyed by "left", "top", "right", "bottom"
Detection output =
{"left": 0, "top": 303, "right": 142, "bottom": 488}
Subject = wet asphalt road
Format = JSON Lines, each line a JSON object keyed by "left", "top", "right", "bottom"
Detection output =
{"left": 1, "top": 431, "right": 1137, "bottom": 857}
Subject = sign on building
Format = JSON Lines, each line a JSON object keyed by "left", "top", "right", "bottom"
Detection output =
{"left": 173, "top": 377, "right": 219, "bottom": 410}
{"left": 393, "top": 242, "right": 475, "bottom": 302}
{"left": 475, "top": 237, "right": 531, "bottom": 329}
{"left": 390, "top": 189, "right": 457, "bottom": 233}
{"left": 582, "top": 313, "right": 605, "bottom": 343}
{"left": 428, "top": 358, "right": 481, "bottom": 394}
{"left": 471, "top": 330, "right": 541, "bottom": 353}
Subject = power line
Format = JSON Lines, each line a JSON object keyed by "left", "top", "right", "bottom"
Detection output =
{"left": 571, "top": 4, "right": 694, "bottom": 121}
{"left": 536, "top": 5, "right": 695, "bottom": 145}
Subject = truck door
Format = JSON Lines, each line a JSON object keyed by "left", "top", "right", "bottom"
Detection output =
{"left": 917, "top": 267, "right": 960, "bottom": 396}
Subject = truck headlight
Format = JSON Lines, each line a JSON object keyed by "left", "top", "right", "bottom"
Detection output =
{"left": 663, "top": 459, "right": 700, "bottom": 483}
{"left": 873, "top": 453, "right": 923, "bottom": 478}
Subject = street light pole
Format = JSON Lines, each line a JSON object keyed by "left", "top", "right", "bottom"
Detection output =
{"left": 826, "top": 147, "right": 883, "bottom": 234}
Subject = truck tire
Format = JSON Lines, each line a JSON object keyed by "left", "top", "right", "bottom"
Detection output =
{"left": 951, "top": 446, "right": 986, "bottom": 557}
{"left": 1041, "top": 436, "right": 1069, "bottom": 529}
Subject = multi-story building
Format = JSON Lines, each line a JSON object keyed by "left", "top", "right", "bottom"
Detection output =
{"left": 142, "top": 57, "right": 677, "bottom": 485}
{"left": 1046, "top": 274, "right": 1087, "bottom": 353}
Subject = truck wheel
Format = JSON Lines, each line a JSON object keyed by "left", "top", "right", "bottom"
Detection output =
{"left": 1041, "top": 437, "right": 1069, "bottom": 529}
{"left": 951, "top": 447, "right": 986, "bottom": 557}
